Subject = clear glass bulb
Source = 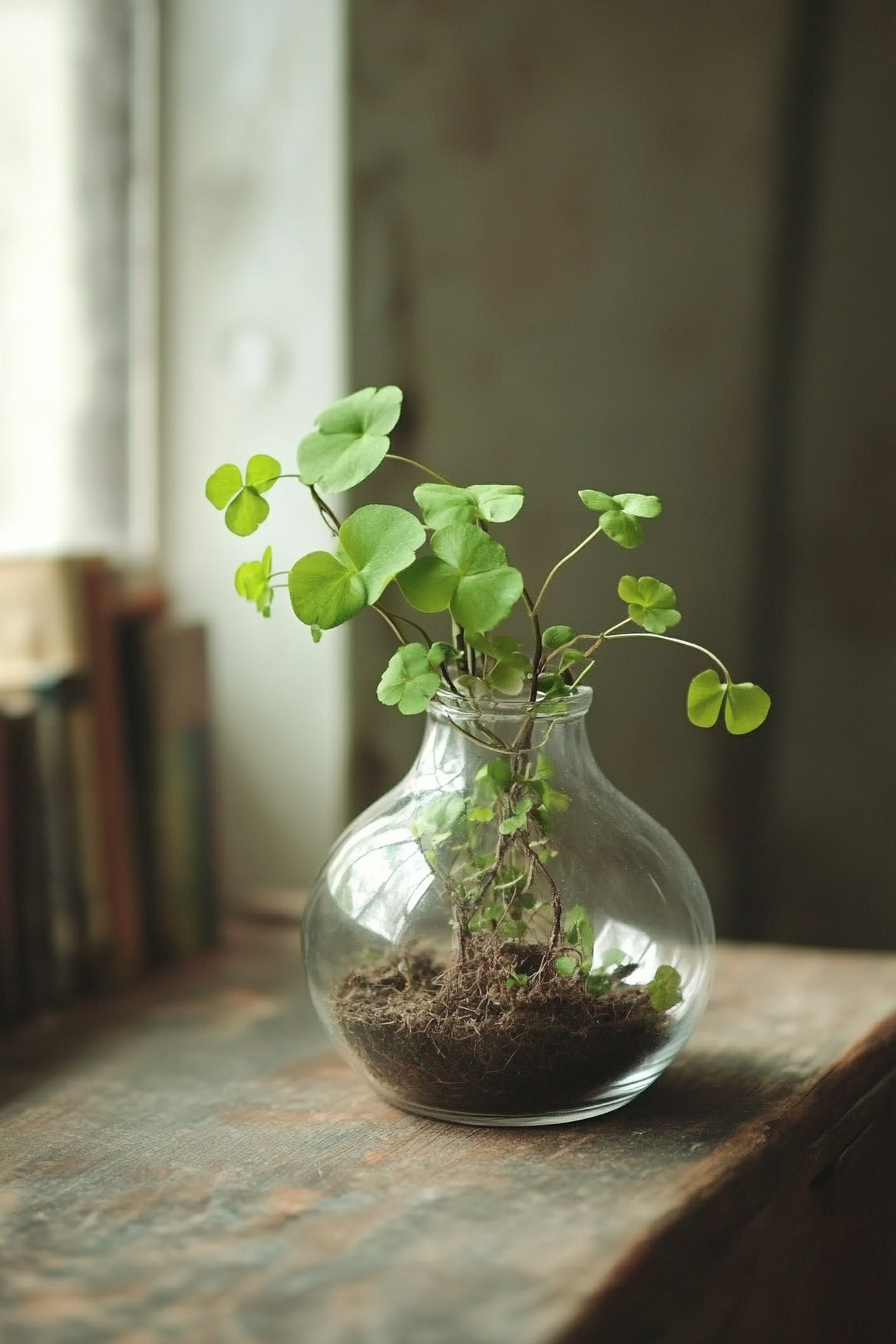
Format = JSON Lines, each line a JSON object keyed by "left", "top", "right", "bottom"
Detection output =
{"left": 303, "top": 688, "right": 714, "bottom": 1126}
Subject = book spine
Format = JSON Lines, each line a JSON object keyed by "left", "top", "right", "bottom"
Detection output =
{"left": 35, "top": 681, "right": 85, "bottom": 1002}
{"left": 75, "top": 561, "right": 143, "bottom": 983}
{"left": 0, "top": 712, "right": 22, "bottom": 1025}
{"left": 6, "top": 707, "right": 53, "bottom": 1017}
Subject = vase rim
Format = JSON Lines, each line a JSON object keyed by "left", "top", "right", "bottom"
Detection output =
{"left": 427, "top": 684, "right": 593, "bottom": 725}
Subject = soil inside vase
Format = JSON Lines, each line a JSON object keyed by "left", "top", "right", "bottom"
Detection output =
{"left": 330, "top": 937, "right": 672, "bottom": 1116}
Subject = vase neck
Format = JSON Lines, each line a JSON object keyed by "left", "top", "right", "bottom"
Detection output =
{"left": 415, "top": 690, "right": 598, "bottom": 780}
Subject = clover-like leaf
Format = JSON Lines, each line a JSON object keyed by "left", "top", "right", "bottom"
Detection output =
{"left": 235, "top": 545, "right": 275, "bottom": 617}
{"left": 725, "top": 681, "right": 771, "bottom": 735}
{"left": 288, "top": 504, "right": 424, "bottom": 630}
{"left": 687, "top": 669, "right": 770, "bottom": 734}
{"left": 427, "top": 642, "right": 461, "bottom": 667}
{"left": 397, "top": 523, "right": 523, "bottom": 631}
{"left": 466, "top": 632, "right": 532, "bottom": 696}
{"left": 298, "top": 386, "right": 403, "bottom": 493}
{"left": 687, "top": 669, "right": 726, "bottom": 728}
{"left": 537, "top": 672, "right": 572, "bottom": 699}
{"left": 206, "top": 455, "right": 282, "bottom": 537}
{"left": 414, "top": 483, "right": 525, "bottom": 529}
{"left": 554, "top": 956, "right": 578, "bottom": 978}
{"left": 579, "top": 489, "right": 663, "bottom": 549}
{"left": 377, "top": 642, "right": 442, "bottom": 715}
{"left": 245, "top": 454, "right": 281, "bottom": 492}
{"left": 206, "top": 463, "right": 242, "bottom": 509}
{"left": 645, "top": 964, "right": 683, "bottom": 1012}
{"left": 618, "top": 575, "right": 681, "bottom": 632}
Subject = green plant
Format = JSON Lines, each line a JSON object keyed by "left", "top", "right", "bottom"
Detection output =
{"left": 207, "top": 385, "right": 768, "bottom": 997}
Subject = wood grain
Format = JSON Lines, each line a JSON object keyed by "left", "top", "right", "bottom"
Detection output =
{"left": 1, "top": 927, "right": 895, "bottom": 1343}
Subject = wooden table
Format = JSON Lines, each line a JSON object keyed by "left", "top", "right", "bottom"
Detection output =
{"left": 2, "top": 923, "right": 895, "bottom": 1344}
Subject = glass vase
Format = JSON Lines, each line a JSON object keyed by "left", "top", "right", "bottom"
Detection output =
{"left": 303, "top": 688, "right": 714, "bottom": 1127}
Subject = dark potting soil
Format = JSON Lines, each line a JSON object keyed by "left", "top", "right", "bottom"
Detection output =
{"left": 330, "top": 938, "right": 671, "bottom": 1116}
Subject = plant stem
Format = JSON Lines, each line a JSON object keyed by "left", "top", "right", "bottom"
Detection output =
{"left": 385, "top": 454, "right": 456, "bottom": 486}
{"left": 372, "top": 605, "right": 407, "bottom": 645}
{"left": 378, "top": 608, "right": 433, "bottom": 647}
{"left": 568, "top": 659, "right": 595, "bottom": 690}
{"left": 522, "top": 587, "right": 543, "bottom": 701}
{"left": 310, "top": 486, "right": 341, "bottom": 534}
{"left": 603, "top": 631, "right": 732, "bottom": 682}
{"left": 532, "top": 524, "right": 603, "bottom": 613}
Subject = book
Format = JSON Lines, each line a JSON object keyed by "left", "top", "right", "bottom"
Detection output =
{"left": 34, "top": 677, "right": 84, "bottom": 1001}
{"left": 2, "top": 696, "right": 53, "bottom": 1017}
{"left": 0, "top": 710, "right": 21, "bottom": 1023}
{"left": 142, "top": 623, "right": 218, "bottom": 959}
{"left": 72, "top": 559, "right": 142, "bottom": 983}
{"left": 0, "top": 557, "right": 142, "bottom": 989}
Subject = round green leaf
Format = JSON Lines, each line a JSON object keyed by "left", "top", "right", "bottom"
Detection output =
{"left": 298, "top": 386, "right": 402, "bottom": 492}
{"left": 428, "top": 642, "right": 461, "bottom": 666}
{"left": 724, "top": 682, "right": 771, "bottom": 735}
{"left": 599, "top": 509, "right": 644, "bottom": 548}
{"left": 452, "top": 568, "right": 524, "bottom": 631}
{"left": 245, "top": 454, "right": 281, "bottom": 493}
{"left": 337, "top": 504, "right": 425, "bottom": 604}
{"left": 470, "top": 484, "right": 525, "bottom": 522}
{"left": 578, "top": 489, "right": 616, "bottom": 513}
{"left": 234, "top": 551, "right": 274, "bottom": 616}
{"left": 687, "top": 669, "right": 726, "bottom": 728}
{"left": 397, "top": 524, "right": 523, "bottom": 629}
{"left": 206, "top": 463, "right": 242, "bottom": 510}
{"left": 554, "top": 956, "right": 578, "bottom": 978}
{"left": 613, "top": 493, "right": 662, "bottom": 519}
{"left": 288, "top": 552, "right": 366, "bottom": 629}
{"left": 580, "top": 490, "right": 662, "bottom": 547}
{"left": 414, "top": 482, "right": 525, "bottom": 529}
{"left": 376, "top": 642, "right": 441, "bottom": 715}
{"left": 434, "top": 524, "right": 523, "bottom": 630}
{"left": 225, "top": 487, "right": 270, "bottom": 537}
{"left": 316, "top": 384, "right": 402, "bottom": 437}
{"left": 646, "top": 964, "right": 683, "bottom": 1011}
{"left": 396, "top": 555, "right": 459, "bottom": 612}
{"left": 619, "top": 575, "right": 681, "bottom": 631}
{"left": 543, "top": 624, "right": 577, "bottom": 650}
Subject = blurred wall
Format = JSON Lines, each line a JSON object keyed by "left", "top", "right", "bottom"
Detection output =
{"left": 760, "top": 0, "right": 896, "bottom": 947}
{"left": 349, "top": 0, "right": 896, "bottom": 945}
{"left": 160, "top": 0, "right": 348, "bottom": 900}
{"left": 350, "top": 0, "right": 788, "bottom": 934}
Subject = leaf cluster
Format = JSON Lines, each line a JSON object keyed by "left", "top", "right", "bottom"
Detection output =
{"left": 204, "top": 384, "right": 771, "bottom": 740}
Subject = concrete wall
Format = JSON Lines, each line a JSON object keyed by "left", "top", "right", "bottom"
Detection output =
{"left": 160, "top": 0, "right": 348, "bottom": 900}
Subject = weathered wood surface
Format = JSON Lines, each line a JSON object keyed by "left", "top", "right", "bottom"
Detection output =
{"left": 1, "top": 926, "right": 896, "bottom": 1344}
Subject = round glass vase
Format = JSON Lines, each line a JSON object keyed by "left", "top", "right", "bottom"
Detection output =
{"left": 303, "top": 687, "right": 714, "bottom": 1127}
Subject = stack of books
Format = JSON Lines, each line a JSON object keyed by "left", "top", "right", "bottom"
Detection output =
{"left": 0, "top": 557, "right": 218, "bottom": 1028}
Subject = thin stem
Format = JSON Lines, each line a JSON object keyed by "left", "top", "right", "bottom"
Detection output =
{"left": 378, "top": 608, "right": 433, "bottom": 648}
{"left": 371, "top": 604, "right": 407, "bottom": 645}
{"left": 568, "top": 659, "right": 595, "bottom": 691}
{"left": 522, "top": 587, "right": 543, "bottom": 702}
{"left": 310, "top": 486, "right": 341, "bottom": 534}
{"left": 604, "top": 631, "right": 732, "bottom": 682}
{"left": 385, "top": 454, "right": 456, "bottom": 486}
{"left": 533, "top": 524, "right": 603, "bottom": 613}
{"left": 542, "top": 619, "right": 632, "bottom": 668}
